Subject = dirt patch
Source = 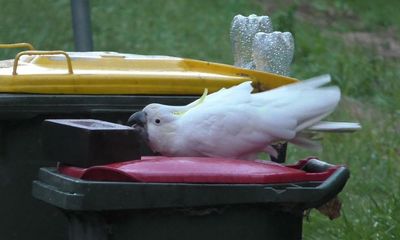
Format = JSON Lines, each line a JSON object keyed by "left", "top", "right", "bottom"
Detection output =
{"left": 340, "top": 97, "right": 400, "bottom": 134}
{"left": 341, "top": 29, "right": 400, "bottom": 58}
{"left": 259, "top": 0, "right": 361, "bottom": 28}
{"left": 259, "top": 0, "right": 294, "bottom": 13}
{"left": 258, "top": 0, "right": 400, "bottom": 58}
{"left": 296, "top": 2, "right": 360, "bottom": 28}
{"left": 340, "top": 97, "right": 377, "bottom": 121}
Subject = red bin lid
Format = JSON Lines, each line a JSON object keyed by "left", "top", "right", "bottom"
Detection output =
{"left": 58, "top": 156, "right": 339, "bottom": 184}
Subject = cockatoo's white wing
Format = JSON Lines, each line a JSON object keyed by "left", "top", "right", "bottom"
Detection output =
{"left": 173, "top": 75, "right": 342, "bottom": 158}
{"left": 176, "top": 103, "right": 297, "bottom": 159}
{"left": 130, "top": 74, "right": 361, "bottom": 159}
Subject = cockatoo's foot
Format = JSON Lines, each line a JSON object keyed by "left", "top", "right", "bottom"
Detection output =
{"left": 267, "top": 143, "right": 288, "bottom": 163}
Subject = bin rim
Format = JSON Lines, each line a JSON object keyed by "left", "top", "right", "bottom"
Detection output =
{"left": 32, "top": 158, "right": 349, "bottom": 211}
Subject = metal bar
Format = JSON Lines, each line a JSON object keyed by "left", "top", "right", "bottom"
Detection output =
{"left": 0, "top": 43, "right": 35, "bottom": 50}
{"left": 13, "top": 50, "right": 74, "bottom": 75}
{"left": 70, "top": 0, "right": 93, "bottom": 51}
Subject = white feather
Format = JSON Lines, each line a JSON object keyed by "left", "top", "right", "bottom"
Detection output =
{"left": 307, "top": 121, "right": 362, "bottom": 132}
{"left": 141, "top": 74, "right": 361, "bottom": 159}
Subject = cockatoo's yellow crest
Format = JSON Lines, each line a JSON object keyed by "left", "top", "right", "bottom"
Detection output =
{"left": 173, "top": 88, "right": 208, "bottom": 116}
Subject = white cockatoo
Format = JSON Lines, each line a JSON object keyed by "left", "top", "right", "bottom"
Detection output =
{"left": 128, "top": 75, "right": 360, "bottom": 159}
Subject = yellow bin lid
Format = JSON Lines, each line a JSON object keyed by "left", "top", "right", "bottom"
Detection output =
{"left": 0, "top": 46, "right": 297, "bottom": 95}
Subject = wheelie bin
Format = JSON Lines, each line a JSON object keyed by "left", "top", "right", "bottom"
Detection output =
{"left": 0, "top": 44, "right": 297, "bottom": 240}
{"left": 32, "top": 119, "right": 350, "bottom": 240}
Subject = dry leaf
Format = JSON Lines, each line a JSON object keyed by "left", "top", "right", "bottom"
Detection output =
{"left": 317, "top": 196, "right": 342, "bottom": 220}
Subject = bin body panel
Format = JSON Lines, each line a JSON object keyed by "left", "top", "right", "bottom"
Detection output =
{"left": 0, "top": 94, "right": 195, "bottom": 240}
{"left": 66, "top": 206, "right": 303, "bottom": 240}
{"left": 0, "top": 118, "right": 68, "bottom": 240}
{"left": 32, "top": 165, "right": 349, "bottom": 240}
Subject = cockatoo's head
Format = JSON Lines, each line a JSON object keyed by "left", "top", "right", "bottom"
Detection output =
{"left": 127, "top": 104, "right": 180, "bottom": 153}
{"left": 127, "top": 89, "right": 208, "bottom": 155}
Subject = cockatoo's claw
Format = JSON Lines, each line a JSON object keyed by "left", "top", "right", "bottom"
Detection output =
{"left": 268, "top": 143, "right": 288, "bottom": 163}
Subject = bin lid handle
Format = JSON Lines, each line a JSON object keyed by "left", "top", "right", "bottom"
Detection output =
{"left": 12, "top": 50, "right": 74, "bottom": 75}
{"left": 0, "top": 42, "right": 35, "bottom": 50}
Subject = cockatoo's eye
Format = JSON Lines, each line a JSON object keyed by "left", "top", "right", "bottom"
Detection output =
{"left": 155, "top": 119, "right": 161, "bottom": 124}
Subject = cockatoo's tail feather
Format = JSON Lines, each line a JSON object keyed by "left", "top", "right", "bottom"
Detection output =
{"left": 253, "top": 75, "right": 340, "bottom": 131}
{"left": 291, "top": 135, "right": 322, "bottom": 151}
{"left": 307, "top": 121, "right": 362, "bottom": 132}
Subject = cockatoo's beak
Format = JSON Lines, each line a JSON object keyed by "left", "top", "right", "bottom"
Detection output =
{"left": 127, "top": 111, "right": 149, "bottom": 143}
{"left": 128, "top": 111, "right": 147, "bottom": 128}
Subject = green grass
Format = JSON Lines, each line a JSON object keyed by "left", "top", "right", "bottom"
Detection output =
{"left": 265, "top": 1, "right": 400, "bottom": 239}
{"left": 0, "top": 0, "right": 263, "bottom": 63}
{"left": 1, "top": 0, "right": 399, "bottom": 239}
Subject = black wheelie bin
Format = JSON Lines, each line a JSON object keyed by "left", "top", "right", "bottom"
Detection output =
{"left": 32, "top": 119, "right": 350, "bottom": 240}
{"left": 0, "top": 44, "right": 297, "bottom": 240}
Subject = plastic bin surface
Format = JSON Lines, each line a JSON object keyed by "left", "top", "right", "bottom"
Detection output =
{"left": 0, "top": 51, "right": 297, "bottom": 95}
{"left": 33, "top": 157, "right": 349, "bottom": 211}
{"left": 59, "top": 157, "right": 340, "bottom": 184}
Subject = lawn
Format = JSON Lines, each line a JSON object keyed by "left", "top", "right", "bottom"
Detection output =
{"left": 1, "top": 0, "right": 399, "bottom": 239}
